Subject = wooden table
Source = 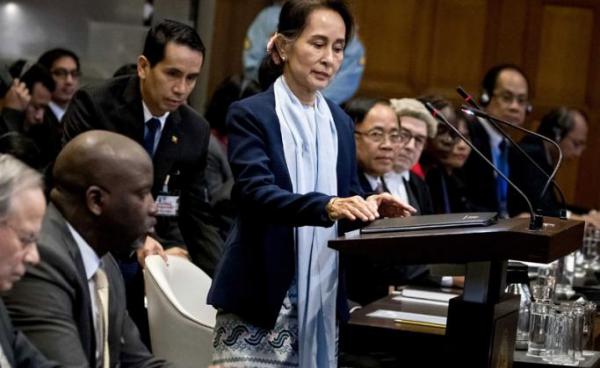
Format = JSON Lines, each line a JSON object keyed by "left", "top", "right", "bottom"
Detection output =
{"left": 331, "top": 217, "right": 585, "bottom": 367}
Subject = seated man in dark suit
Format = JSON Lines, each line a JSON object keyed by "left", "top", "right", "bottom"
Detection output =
{"left": 387, "top": 98, "right": 463, "bottom": 290}
{"left": 345, "top": 97, "right": 405, "bottom": 194}
{"left": 0, "top": 154, "right": 58, "bottom": 367}
{"left": 386, "top": 98, "right": 436, "bottom": 216}
{"left": 37, "top": 48, "right": 81, "bottom": 124}
{"left": 343, "top": 97, "right": 453, "bottom": 305}
{"left": 4, "top": 131, "right": 172, "bottom": 367}
{"left": 0, "top": 64, "right": 56, "bottom": 170}
{"left": 462, "top": 64, "right": 531, "bottom": 217}
{"left": 510, "top": 107, "right": 600, "bottom": 226}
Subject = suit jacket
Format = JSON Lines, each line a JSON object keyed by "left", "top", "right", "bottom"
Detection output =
{"left": 0, "top": 300, "right": 59, "bottom": 368}
{"left": 462, "top": 119, "right": 520, "bottom": 214}
{"left": 426, "top": 166, "right": 479, "bottom": 214}
{"left": 62, "top": 75, "right": 222, "bottom": 276}
{"left": 207, "top": 87, "right": 363, "bottom": 329}
{"left": 510, "top": 135, "right": 562, "bottom": 217}
{"left": 3, "top": 204, "right": 171, "bottom": 368}
{"left": 406, "top": 171, "right": 434, "bottom": 216}
{"left": 204, "top": 135, "right": 235, "bottom": 240}
{"left": 357, "top": 169, "right": 376, "bottom": 194}
{"left": 346, "top": 170, "right": 432, "bottom": 305}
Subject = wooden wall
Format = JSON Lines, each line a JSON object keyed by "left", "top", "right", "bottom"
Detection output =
{"left": 208, "top": 0, "right": 600, "bottom": 208}
{"left": 206, "top": 0, "right": 270, "bottom": 96}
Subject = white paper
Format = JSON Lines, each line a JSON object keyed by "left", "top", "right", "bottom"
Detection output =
{"left": 400, "top": 288, "right": 459, "bottom": 302}
{"left": 366, "top": 309, "right": 447, "bottom": 326}
{"left": 392, "top": 295, "right": 449, "bottom": 307}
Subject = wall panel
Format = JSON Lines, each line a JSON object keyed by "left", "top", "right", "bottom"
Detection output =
{"left": 353, "top": 0, "right": 419, "bottom": 97}
{"left": 209, "top": 0, "right": 600, "bottom": 209}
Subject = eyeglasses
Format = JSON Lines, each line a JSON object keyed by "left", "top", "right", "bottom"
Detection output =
{"left": 492, "top": 90, "right": 529, "bottom": 107}
{"left": 354, "top": 128, "right": 407, "bottom": 144}
{"left": 399, "top": 128, "right": 427, "bottom": 149}
{"left": 0, "top": 221, "right": 38, "bottom": 249}
{"left": 51, "top": 68, "right": 81, "bottom": 80}
{"left": 435, "top": 124, "right": 462, "bottom": 145}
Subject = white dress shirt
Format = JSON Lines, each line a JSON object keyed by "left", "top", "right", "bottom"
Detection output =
{"left": 383, "top": 170, "right": 410, "bottom": 204}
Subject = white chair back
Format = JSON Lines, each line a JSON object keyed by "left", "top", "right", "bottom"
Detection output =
{"left": 144, "top": 255, "right": 217, "bottom": 368}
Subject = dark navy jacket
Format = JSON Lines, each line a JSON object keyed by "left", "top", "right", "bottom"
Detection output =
{"left": 207, "top": 87, "right": 363, "bottom": 329}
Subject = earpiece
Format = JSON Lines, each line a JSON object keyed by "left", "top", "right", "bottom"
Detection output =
{"left": 552, "top": 108, "right": 572, "bottom": 142}
{"left": 479, "top": 90, "right": 490, "bottom": 106}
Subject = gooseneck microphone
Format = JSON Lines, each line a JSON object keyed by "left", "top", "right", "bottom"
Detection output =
{"left": 460, "top": 105, "right": 567, "bottom": 220}
{"left": 456, "top": 86, "right": 567, "bottom": 219}
{"left": 424, "top": 102, "right": 544, "bottom": 230}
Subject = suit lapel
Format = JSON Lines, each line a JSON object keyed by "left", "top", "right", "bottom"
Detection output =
{"left": 0, "top": 302, "right": 15, "bottom": 367}
{"left": 45, "top": 204, "right": 98, "bottom": 366}
{"left": 113, "top": 76, "right": 145, "bottom": 141}
{"left": 404, "top": 176, "right": 422, "bottom": 215}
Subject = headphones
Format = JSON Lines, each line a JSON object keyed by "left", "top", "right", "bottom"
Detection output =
{"left": 480, "top": 64, "right": 533, "bottom": 114}
{"left": 537, "top": 107, "right": 577, "bottom": 143}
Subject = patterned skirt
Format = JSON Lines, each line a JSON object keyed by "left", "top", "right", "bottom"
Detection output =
{"left": 212, "top": 285, "right": 299, "bottom": 367}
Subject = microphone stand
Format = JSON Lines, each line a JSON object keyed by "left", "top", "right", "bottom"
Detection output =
{"left": 456, "top": 87, "right": 567, "bottom": 219}
{"left": 461, "top": 104, "right": 566, "bottom": 219}
{"left": 424, "top": 102, "right": 544, "bottom": 230}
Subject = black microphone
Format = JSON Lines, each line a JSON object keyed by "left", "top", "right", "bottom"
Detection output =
{"left": 424, "top": 102, "right": 544, "bottom": 230}
{"left": 460, "top": 104, "right": 567, "bottom": 220}
{"left": 456, "top": 86, "right": 567, "bottom": 219}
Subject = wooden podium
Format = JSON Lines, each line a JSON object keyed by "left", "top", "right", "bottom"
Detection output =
{"left": 330, "top": 217, "right": 584, "bottom": 368}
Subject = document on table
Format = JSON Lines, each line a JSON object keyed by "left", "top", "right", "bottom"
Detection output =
{"left": 396, "top": 288, "right": 459, "bottom": 302}
{"left": 367, "top": 309, "right": 447, "bottom": 327}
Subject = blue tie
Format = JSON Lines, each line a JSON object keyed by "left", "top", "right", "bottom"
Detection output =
{"left": 496, "top": 140, "right": 509, "bottom": 216}
{"left": 143, "top": 118, "right": 160, "bottom": 156}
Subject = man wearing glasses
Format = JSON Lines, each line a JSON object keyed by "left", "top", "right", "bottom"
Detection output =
{"left": 343, "top": 98, "right": 439, "bottom": 306}
{"left": 38, "top": 48, "right": 81, "bottom": 123}
{"left": 345, "top": 97, "right": 406, "bottom": 195}
{"left": 385, "top": 98, "right": 437, "bottom": 216}
{"left": 511, "top": 107, "right": 600, "bottom": 224}
{"left": 463, "top": 63, "right": 531, "bottom": 217}
{"left": 0, "top": 154, "right": 58, "bottom": 367}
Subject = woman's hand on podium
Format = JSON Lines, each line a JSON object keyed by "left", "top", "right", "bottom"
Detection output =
{"left": 326, "top": 195, "right": 379, "bottom": 222}
{"left": 366, "top": 192, "right": 417, "bottom": 218}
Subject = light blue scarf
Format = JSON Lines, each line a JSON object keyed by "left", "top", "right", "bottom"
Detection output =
{"left": 274, "top": 76, "right": 339, "bottom": 367}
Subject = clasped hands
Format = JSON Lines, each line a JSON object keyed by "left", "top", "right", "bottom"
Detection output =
{"left": 326, "top": 193, "right": 416, "bottom": 222}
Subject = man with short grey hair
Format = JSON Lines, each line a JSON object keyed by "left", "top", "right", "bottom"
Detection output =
{"left": 385, "top": 98, "right": 436, "bottom": 214}
{"left": 0, "top": 154, "right": 58, "bottom": 367}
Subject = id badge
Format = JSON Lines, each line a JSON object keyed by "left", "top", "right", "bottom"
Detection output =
{"left": 156, "top": 195, "right": 179, "bottom": 217}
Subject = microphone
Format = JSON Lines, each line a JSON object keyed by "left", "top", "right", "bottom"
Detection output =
{"left": 459, "top": 103, "right": 567, "bottom": 220}
{"left": 424, "top": 102, "right": 544, "bottom": 230}
{"left": 456, "top": 87, "right": 567, "bottom": 219}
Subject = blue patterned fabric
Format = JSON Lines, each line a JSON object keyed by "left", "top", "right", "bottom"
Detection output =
{"left": 212, "top": 282, "right": 299, "bottom": 367}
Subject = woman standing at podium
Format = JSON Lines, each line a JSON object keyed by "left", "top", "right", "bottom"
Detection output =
{"left": 208, "top": 1, "right": 414, "bottom": 366}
